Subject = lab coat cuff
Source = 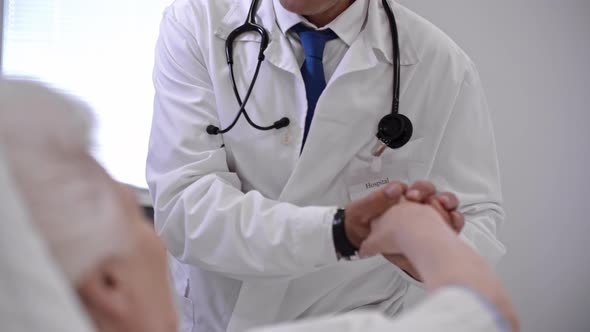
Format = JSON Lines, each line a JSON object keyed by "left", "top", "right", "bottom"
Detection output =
{"left": 387, "top": 259, "right": 425, "bottom": 289}
{"left": 294, "top": 206, "right": 339, "bottom": 269}
{"left": 460, "top": 223, "right": 506, "bottom": 266}
{"left": 401, "top": 270, "right": 425, "bottom": 289}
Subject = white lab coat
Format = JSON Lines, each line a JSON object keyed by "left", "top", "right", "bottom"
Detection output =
{"left": 147, "top": 0, "right": 506, "bottom": 331}
{"left": 248, "top": 287, "right": 509, "bottom": 332}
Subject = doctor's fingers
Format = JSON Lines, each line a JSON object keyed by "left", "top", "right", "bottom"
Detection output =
{"left": 426, "top": 196, "right": 453, "bottom": 225}
{"left": 433, "top": 192, "right": 464, "bottom": 232}
{"left": 426, "top": 197, "right": 464, "bottom": 233}
{"left": 450, "top": 211, "right": 465, "bottom": 233}
{"left": 405, "top": 180, "right": 437, "bottom": 202}
{"left": 348, "top": 181, "right": 408, "bottom": 226}
{"left": 435, "top": 192, "right": 460, "bottom": 211}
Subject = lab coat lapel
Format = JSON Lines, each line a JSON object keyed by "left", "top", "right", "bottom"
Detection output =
{"left": 329, "top": 32, "right": 379, "bottom": 83}
{"left": 258, "top": 0, "right": 302, "bottom": 77}
{"left": 264, "top": 30, "right": 303, "bottom": 78}
{"left": 279, "top": 0, "right": 421, "bottom": 204}
{"left": 279, "top": 33, "right": 380, "bottom": 204}
{"left": 214, "top": 0, "right": 302, "bottom": 78}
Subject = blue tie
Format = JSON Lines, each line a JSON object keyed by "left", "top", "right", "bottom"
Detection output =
{"left": 293, "top": 24, "right": 338, "bottom": 149}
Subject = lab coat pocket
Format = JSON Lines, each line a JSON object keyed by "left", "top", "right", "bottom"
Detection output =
{"left": 345, "top": 137, "right": 426, "bottom": 201}
{"left": 169, "top": 256, "right": 195, "bottom": 332}
{"left": 175, "top": 293, "right": 195, "bottom": 332}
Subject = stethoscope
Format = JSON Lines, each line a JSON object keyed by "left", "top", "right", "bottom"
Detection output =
{"left": 207, "top": 0, "right": 413, "bottom": 157}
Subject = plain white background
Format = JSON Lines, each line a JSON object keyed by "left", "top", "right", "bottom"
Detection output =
{"left": 397, "top": 0, "right": 590, "bottom": 331}
{"left": 1, "top": 0, "right": 173, "bottom": 189}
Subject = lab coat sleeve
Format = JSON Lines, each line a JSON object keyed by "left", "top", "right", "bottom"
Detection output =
{"left": 146, "top": 9, "right": 337, "bottom": 281}
{"left": 429, "top": 63, "right": 506, "bottom": 265}
{"left": 247, "top": 287, "right": 507, "bottom": 332}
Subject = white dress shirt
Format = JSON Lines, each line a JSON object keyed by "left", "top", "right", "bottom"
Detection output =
{"left": 273, "top": 0, "right": 369, "bottom": 82}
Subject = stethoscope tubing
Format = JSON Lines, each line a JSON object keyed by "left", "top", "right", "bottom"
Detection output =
{"left": 208, "top": 0, "right": 412, "bottom": 152}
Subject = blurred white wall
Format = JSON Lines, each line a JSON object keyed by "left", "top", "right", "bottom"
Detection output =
{"left": 0, "top": 0, "right": 4, "bottom": 69}
{"left": 397, "top": 0, "right": 590, "bottom": 331}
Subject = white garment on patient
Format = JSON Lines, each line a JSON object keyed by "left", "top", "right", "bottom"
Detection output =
{"left": 249, "top": 287, "right": 509, "bottom": 332}
{"left": 0, "top": 148, "right": 94, "bottom": 332}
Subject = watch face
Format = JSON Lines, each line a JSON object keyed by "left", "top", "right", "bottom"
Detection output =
{"left": 333, "top": 215, "right": 343, "bottom": 225}
{"left": 333, "top": 209, "right": 346, "bottom": 225}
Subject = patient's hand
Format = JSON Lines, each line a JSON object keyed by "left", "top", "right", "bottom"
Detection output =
{"left": 360, "top": 201, "right": 443, "bottom": 257}
{"left": 361, "top": 181, "right": 464, "bottom": 280}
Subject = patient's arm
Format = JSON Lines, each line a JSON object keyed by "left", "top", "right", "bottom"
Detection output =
{"left": 360, "top": 202, "right": 519, "bottom": 332}
{"left": 247, "top": 202, "right": 518, "bottom": 332}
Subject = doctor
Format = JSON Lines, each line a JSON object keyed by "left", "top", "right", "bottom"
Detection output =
{"left": 147, "top": 0, "right": 505, "bottom": 331}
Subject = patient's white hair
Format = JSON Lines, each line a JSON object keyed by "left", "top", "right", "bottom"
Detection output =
{"left": 0, "top": 78, "right": 130, "bottom": 284}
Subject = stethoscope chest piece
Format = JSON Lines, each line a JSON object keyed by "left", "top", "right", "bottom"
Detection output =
{"left": 372, "top": 113, "right": 413, "bottom": 157}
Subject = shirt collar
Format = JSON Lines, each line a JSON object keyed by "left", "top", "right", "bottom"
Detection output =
{"left": 215, "top": 0, "right": 420, "bottom": 66}
{"left": 273, "top": 0, "right": 368, "bottom": 47}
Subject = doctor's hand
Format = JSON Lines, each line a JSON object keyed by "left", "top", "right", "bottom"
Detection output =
{"left": 404, "top": 180, "right": 465, "bottom": 232}
{"left": 344, "top": 181, "right": 407, "bottom": 249}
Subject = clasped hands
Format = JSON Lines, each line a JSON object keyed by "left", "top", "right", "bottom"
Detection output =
{"left": 344, "top": 180, "right": 464, "bottom": 279}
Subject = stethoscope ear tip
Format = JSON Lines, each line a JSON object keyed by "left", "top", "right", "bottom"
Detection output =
{"left": 207, "top": 125, "right": 220, "bottom": 135}
{"left": 274, "top": 117, "right": 290, "bottom": 129}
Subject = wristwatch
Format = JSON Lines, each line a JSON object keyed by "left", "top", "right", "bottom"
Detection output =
{"left": 332, "top": 208, "right": 359, "bottom": 260}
